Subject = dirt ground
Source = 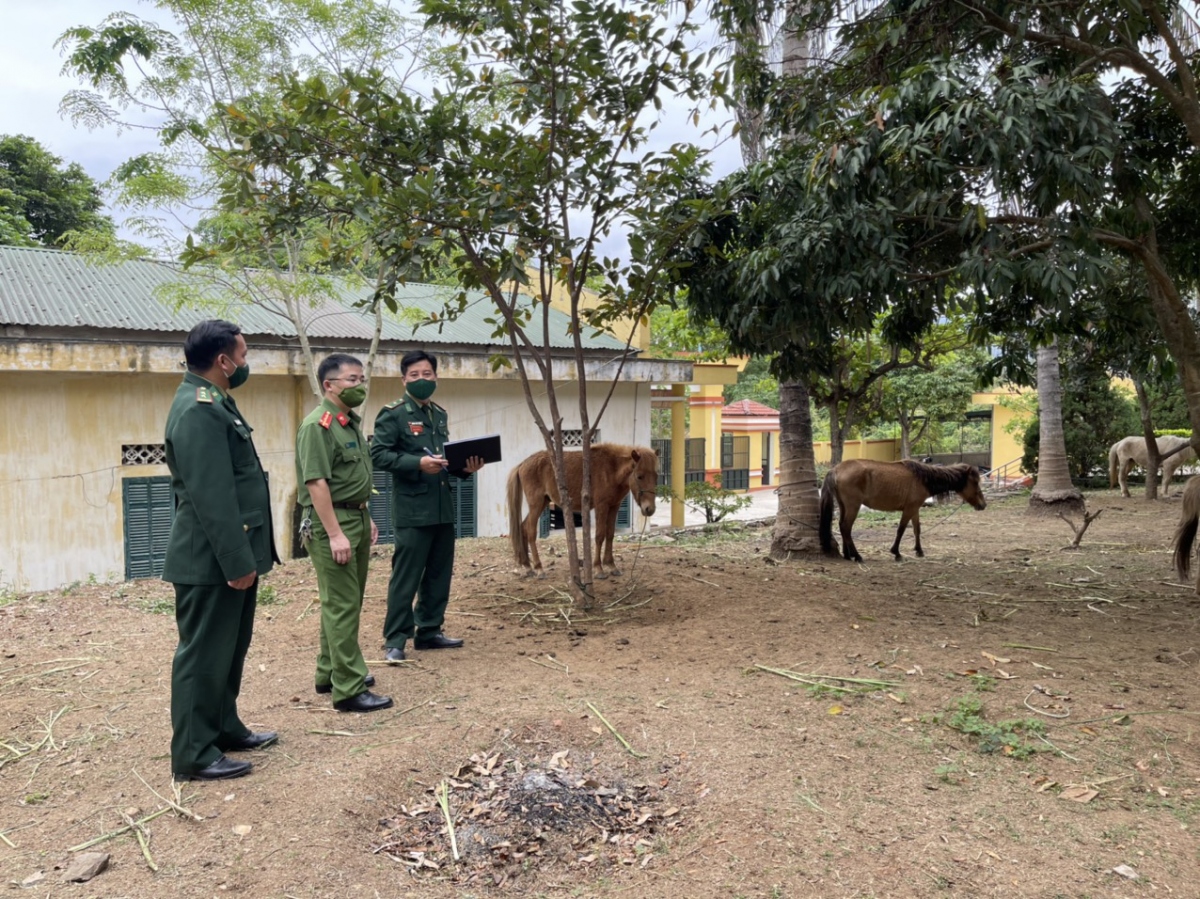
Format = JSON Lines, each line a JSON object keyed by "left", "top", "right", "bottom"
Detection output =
{"left": 3, "top": 487, "right": 1200, "bottom": 898}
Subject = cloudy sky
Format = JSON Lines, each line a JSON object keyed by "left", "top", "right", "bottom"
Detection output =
{"left": 1, "top": 1, "right": 745, "bottom": 254}
{"left": 1, "top": 3, "right": 161, "bottom": 192}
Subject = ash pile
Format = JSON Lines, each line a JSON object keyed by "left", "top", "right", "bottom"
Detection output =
{"left": 375, "top": 750, "right": 682, "bottom": 886}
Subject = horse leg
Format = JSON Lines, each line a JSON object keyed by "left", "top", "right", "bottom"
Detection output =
{"left": 603, "top": 504, "right": 621, "bottom": 577}
{"left": 912, "top": 508, "right": 923, "bottom": 557}
{"left": 591, "top": 504, "right": 610, "bottom": 580}
{"left": 840, "top": 502, "right": 863, "bottom": 562}
{"left": 890, "top": 511, "right": 911, "bottom": 561}
{"left": 523, "top": 508, "right": 546, "bottom": 578}
{"left": 1120, "top": 457, "right": 1134, "bottom": 498}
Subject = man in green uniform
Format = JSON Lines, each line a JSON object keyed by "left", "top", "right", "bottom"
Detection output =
{"left": 296, "top": 354, "right": 393, "bottom": 713}
{"left": 163, "top": 319, "right": 280, "bottom": 781}
{"left": 371, "top": 350, "right": 484, "bottom": 661}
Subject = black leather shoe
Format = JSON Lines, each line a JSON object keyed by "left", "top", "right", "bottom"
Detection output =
{"left": 316, "top": 674, "right": 375, "bottom": 694}
{"left": 384, "top": 647, "right": 407, "bottom": 662}
{"left": 414, "top": 633, "right": 464, "bottom": 650}
{"left": 224, "top": 730, "right": 278, "bottom": 751}
{"left": 175, "top": 755, "right": 252, "bottom": 781}
{"left": 334, "top": 690, "right": 394, "bottom": 713}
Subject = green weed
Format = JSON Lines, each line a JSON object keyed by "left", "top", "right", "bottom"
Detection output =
{"left": 940, "top": 695, "right": 1046, "bottom": 759}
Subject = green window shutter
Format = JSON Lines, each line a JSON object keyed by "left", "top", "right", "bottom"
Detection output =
{"left": 616, "top": 494, "right": 631, "bottom": 530}
{"left": 450, "top": 476, "right": 477, "bottom": 539}
{"left": 370, "top": 468, "right": 394, "bottom": 544}
{"left": 123, "top": 476, "right": 174, "bottom": 580}
{"left": 539, "top": 507, "right": 550, "bottom": 538}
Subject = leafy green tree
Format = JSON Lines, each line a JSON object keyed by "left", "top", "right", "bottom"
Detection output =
{"left": 0, "top": 134, "right": 113, "bottom": 247}
{"left": 211, "top": 0, "right": 727, "bottom": 605}
{"left": 871, "top": 349, "right": 990, "bottom": 460}
{"left": 58, "top": 0, "right": 437, "bottom": 395}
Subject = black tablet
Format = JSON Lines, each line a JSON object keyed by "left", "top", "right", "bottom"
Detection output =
{"left": 443, "top": 434, "right": 502, "bottom": 470}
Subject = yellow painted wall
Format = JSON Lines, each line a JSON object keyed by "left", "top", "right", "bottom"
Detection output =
{"left": 812, "top": 439, "right": 902, "bottom": 466}
{"left": 0, "top": 345, "right": 657, "bottom": 592}
{"left": 973, "top": 390, "right": 1029, "bottom": 472}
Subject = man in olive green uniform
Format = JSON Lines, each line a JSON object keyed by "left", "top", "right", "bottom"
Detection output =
{"left": 296, "top": 354, "right": 393, "bottom": 713}
{"left": 371, "top": 350, "right": 484, "bottom": 661}
{"left": 164, "top": 320, "right": 280, "bottom": 782}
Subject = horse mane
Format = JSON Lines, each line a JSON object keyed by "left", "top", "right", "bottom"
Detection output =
{"left": 899, "top": 460, "right": 974, "bottom": 496}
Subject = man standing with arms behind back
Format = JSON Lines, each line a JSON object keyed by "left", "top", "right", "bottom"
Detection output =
{"left": 371, "top": 350, "right": 484, "bottom": 662}
{"left": 163, "top": 319, "right": 279, "bottom": 781}
{"left": 295, "top": 353, "right": 392, "bottom": 713}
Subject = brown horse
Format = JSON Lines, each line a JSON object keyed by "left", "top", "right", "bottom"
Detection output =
{"left": 819, "top": 458, "right": 987, "bottom": 562}
{"left": 1171, "top": 476, "right": 1200, "bottom": 593}
{"left": 508, "top": 443, "right": 658, "bottom": 579}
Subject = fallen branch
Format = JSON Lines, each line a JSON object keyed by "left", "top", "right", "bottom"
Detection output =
{"left": 68, "top": 801, "right": 190, "bottom": 852}
{"left": 1002, "top": 643, "right": 1059, "bottom": 653}
{"left": 133, "top": 769, "right": 203, "bottom": 821}
{"left": 435, "top": 780, "right": 460, "bottom": 862}
{"left": 585, "top": 701, "right": 648, "bottom": 759}
{"left": 753, "top": 665, "right": 897, "bottom": 688}
{"left": 122, "top": 811, "right": 159, "bottom": 872}
{"left": 307, "top": 729, "right": 359, "bottom": 737}
{"left": 1023, "top": 688, "right": 1071, "bottom": 719}
{"left": 1058, "top": 509, "right": 1102, "bottom": 548}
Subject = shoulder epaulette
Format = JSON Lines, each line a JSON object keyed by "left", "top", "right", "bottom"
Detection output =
{"left": 382, "top": 399, "right": 403, "bottom": 410}
{"left": 430, "top": 401, "right": 446, "bottom": 414}
{"left": 319, "top": 411, "right": 334, "bottom": 429}
{"left": 195, "top": 386, "right": 213, "bottom": 404}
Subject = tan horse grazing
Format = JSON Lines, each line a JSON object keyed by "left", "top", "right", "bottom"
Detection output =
{"left": 508, "top": 443, "right": 659, "bottom": 579}
{"left": 1109, "top": 435, "right": 1196, "bottom": 497}
{"left": 819, "top": 458, "right": 987, "bottom": 562}
{"left": 1172, "top": 476, "right": 1200, "bottom": 593}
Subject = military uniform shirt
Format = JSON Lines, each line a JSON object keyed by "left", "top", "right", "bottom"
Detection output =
{"left": 163, "top": 371, "right": 277, "bottom": 584}
{"left": 370, "top": 395, "right": 457, "bottom": 527}
{"left": 296, "top": 398, "right": 372, "bottom": 507}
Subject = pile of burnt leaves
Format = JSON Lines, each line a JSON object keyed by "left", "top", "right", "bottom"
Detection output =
{"left": 373, "top": 750, "right": 681, "bottom": 886}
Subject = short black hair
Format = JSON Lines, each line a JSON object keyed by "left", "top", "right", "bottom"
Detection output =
{"left": 401, "top": 349, "right": 437, "bottom": 375}
{"left": 184, "top": 319, "right": 242, "bottom": 371}
{"left": 318, "top": 353, "right": 364, "bottom": 385}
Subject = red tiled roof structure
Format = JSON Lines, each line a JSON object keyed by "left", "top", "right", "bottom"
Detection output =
{"left": 722, "top": 399, "right": 779, "bottom": 416}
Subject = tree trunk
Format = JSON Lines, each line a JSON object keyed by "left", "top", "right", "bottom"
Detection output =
{"left": 827, "top": 399, "right": 845, "bottom": 465}
{"left": 770, "top": 380, "right": 823, "bottom": 557}
{"left": 898, "top": 409, "right": 912, "bottom": 460}
{"left": 1132, "top": 375, "right": 1161, "bottom": 500}
{"left": 1029, "top": 339, "right": 1085, "bottom": 515}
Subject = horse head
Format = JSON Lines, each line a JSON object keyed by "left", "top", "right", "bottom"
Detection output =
{"left": 628, "top": 448, "right": 659, "bottom": 517}
{"left": 960, "top": 466, "right": 987, "bottom": 510}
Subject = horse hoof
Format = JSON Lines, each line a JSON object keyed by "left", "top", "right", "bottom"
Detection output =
{"left": 609, "top": 568, "right": 622, "bottom": 577}
{"left": 536, "top": 571, "right": 547, "bottom": 580}
{"left": 594, "top": 571, "right": 608, "bottom": 581}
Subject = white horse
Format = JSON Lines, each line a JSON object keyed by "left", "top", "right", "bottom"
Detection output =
{"left": 1108, "top": 435, "right": 1196, "bottom": 497}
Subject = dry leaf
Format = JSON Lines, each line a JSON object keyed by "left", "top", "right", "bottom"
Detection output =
{"left": 1080, "top": 726, "right": 1098, "bottom": 736}
{"left": 1032, "top": 661, "right": 1055, "bottom": 670}
{"left": 232, "top": 824, "right": 252, "bottom": 836}
{"left": 1059, "top": 786, "right": 1098, "bottom": 803}
{"left": 982, "top": 652, "right": 1012, "bottom": 665}
{"left": 1036, "top": 780, "right": 1058, "bottom": 793}
{"left": 886, "top": 692, "right": 905, "bottom": 704}
{"left": 828, "top": 705, "right": 843, "bottom": 716}
{"left": 1111, "top": 864, "right": 1140, "bottom": 880}
{"left": 994, "top": 670, "right": 1018, "bottom": 679}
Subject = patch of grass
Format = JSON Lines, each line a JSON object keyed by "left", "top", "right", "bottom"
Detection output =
{"left": 934, "top": 762, "right": 960, "bottom": 784}
{"left": 0, "top": 572, "right": 17, "bottom": 608}
{"left": 257, "top": 584, "right": 282, "bottom": 605}
{"left": 938, "top": 694, "right": 1047, "bottom": 759}
{"left": 135, "top": 596, "right": 175, "bottom": 616}
{"left": 21, "top": 792, "right": 50, "bottom": 805}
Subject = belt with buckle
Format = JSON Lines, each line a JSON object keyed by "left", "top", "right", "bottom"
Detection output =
{"left": 332, "top": 501, "right": 369, "bottom": 511}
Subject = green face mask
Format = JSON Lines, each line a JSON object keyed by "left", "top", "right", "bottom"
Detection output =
{"left": 226, "top": 362, "right": 250, "bottom": 389}
{"left": 406, "top": 378, "right": 437, "bottom": 401}
{"left": 339, "top": 385, "right": 367, "bottom": 408}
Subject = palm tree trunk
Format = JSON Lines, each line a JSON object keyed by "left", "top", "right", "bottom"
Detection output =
{"left": 1029, "top": 339, "right": 1085, "bottom": 515}
{"left": 770, "top": 380, "right": 823, "bottom": 557}
{"left": 1133, "top": 375, "right": 1162, "bottom": 499}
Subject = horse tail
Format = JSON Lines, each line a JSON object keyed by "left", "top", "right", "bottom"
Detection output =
{"left": 1109, "top": 442, "right": 1120, "bottom": 488}
{"left": 819, "top": 469, "right": 838, "bottom": 556}
{"left": 1173, "top": 478, "right": 1200, "bottom": 580}
{"left": 508, "top": 465, "right": 529, "bottom": 568}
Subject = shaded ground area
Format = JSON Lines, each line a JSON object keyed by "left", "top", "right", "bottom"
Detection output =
{"left": 2, "top": 488, "right": 1200, "bottom": 898}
